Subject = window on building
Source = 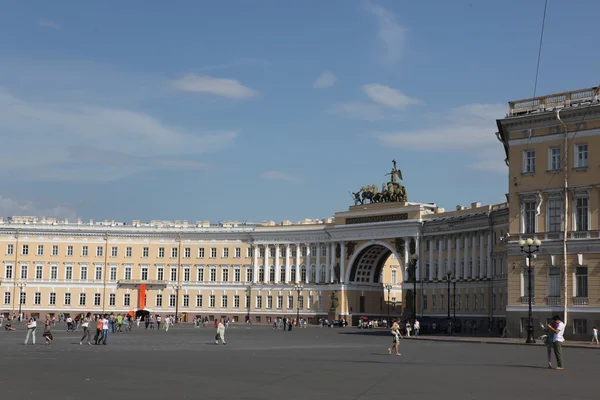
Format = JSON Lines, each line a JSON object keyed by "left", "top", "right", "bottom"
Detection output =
{"left": 234, "top": 268, "right": 241, "bottom": 282}
{"left": 576, "top": 267, "right": 588, "bottom": 297}
{"left": 223, "top": 248, "right": 229, "bottom": 258}
{"left": 270, "top": 247, "right": 276, "bottom": 258}
{"left": 549, "top": 147, "right": 561, "bottom": 170}
{"left": 142, "top": 247, "right": 149, "bottom": 258}
{"left": 298, "top": 295, "right": 304, "bottom": 309}
{"left": 111, "top": 247, "right": 118, "bottom": 257}
{"left": 125, "top": 266, "right": 132, "bottom": 281}
{"left": 210, "top": 268, "right": 216, "bottom": 282}
{"left": 480, "top": 294, "right": 485, "bottom": 310}
{"left": 156, "top": 294, "right": 163, "bottom": 307}
{"left": 209, "top": 295, "right": 215, "bottom": 308}
{"left": 258, "top": 266, "right": 265, "bottom": 282}
{"left": 157, "top": 267, "right": 164, "bottom": 281}
{"left": 391, "top": 270, "right": 397, "bottom": 284}
{"left": 575, "top": 144, "right": 588, "bottom": 168}
{"left": 235, "top": 247, "right": 241, "bottom": 258}
{"left": 440, "top": 294, "right": 445, "bottom": 310}
{"left": 269, "top": 266, "right": 275, "bottom": 282}
{"left": 196, "top": 294, "right": 203, "bottom": 307}
{"left": 547, "top": 198, "right": 562, "bottom": 232}
{"left": 266, "top": 295, "right": 272, "bottom": 309}
{"left": 575, "top": 197, "right": 589, "bottom": 231}
{"left": 245, "top": 295, "right": 250, "bottom": 308}
{"left": 96, "top": 246, "right": 103, "bottom": 257}
{"left": 222, "top": 268, "right": 229, "bottom": 282}
{"left": 301, "top": 247, "right": 307, "bottom": 257}
{"left": 50, "top": 265, "right": 57, "bottom": 280}
{"left": 124, "top": 294, "right": 131, "bottom": 307}
{"left": 196, "top": 267, "right": 203, "bottom": 282}
{"left": 79, "top": 293, "right": 86, "bottom": 306}
{"left": 67, "top": 246, "right": 73, "bottom": 256}
{"left": 210, "top": 248, "right": 217, "bottom": 258}
{"left": 37, "top": 245, "right": 44, "bottom": 256}
{"left": 19, "top": 291, "right": 26, "bottom": 305}
{"left": 171, "top": 247, "right": 178, "bottom": 258}
{"left": 141, "top": 267, "right": 148, "bottom": 281}
{"left": 110, "top": 266, "right": 117, "bottom": 281}
{"left": 548, "top": 267, "right": 560, "bottom": 297}
{"left": 523, "top": 200, "right": 536, "bottom": 234}
{"left": 20, "top": 264, "right": 27, "bottom": 279}
{"left": 308, "top": 295, "right": 313, "bottom": 310}
{"left": 64, "top": 292, "right": 71, "bottom": 305}
{"left": 256, "top": 295, "right": 262, "bottom": 309}
{"left": 464, "top": 294, "right": 469, "bottom": 310}
{"left": 95, "top": 266, "right": 102, "bottom": 280}
{"left": 126, "top": 247, "right": 132, "bottom": 257}
{"left": 36, "top": 265, "right": 43, "bottom": 280}
{"left": 34, "top": 292, "right": 41, "bottom": 305}
{"left": 82, "top": 246, "right": 88, "bottom": 257}
{"left": 98, "top": 293, "right": 105, "bottom": 306}
{"left": 574, "top": 319, "right": 587, "bottom": 335}
{"left": 169, "top": 294, "right": 176, "bottom": 307}
{"left": 198, "top": 248, "right": 205, "bottom": 258}
{"left": 280, "top": 267, "right": 286, "bottom": 283}
{"left": 301, "top": 266, "right": 307, "bottom": 282}
{"left": 291, "top": 267, "right": 297, "bottom": 282}
{"left": 170, "top": 268, "right": 177, "bottom": 282}
{"left": 277, "top": 295, "right": 283, "bottom": 309}
{"left": 65, "top": 266, "right": 72, "bottom": 280}
{"left": 49, "top": 292, "right": 55, "bottom": 305}
{"left": 22, "top": 244, "right": 29, "bottom": 256}
{"left": 184, "top": 268, "right": 190, "bottom": 282}
{"left": 234, "top": 295, "right": 240, "bottom": 308}
{"left": 246, "top": 268, "right": 253, "bottom": 282}
{"left": 523, "top": 150, "right": 535, "bottom": 173}
{"left": 158, "top": 247, "right": 165, "bottom": 258}
{"left": 7, "top": 244, "right": 14, "bottom": 255}
{"left": 288, "top": 296, "right": 293, "bottom": 309}
{"left": 183, "top": 295, "right": 189, "bottom": 307}
{"left": 247, "top": 247, "right": 252, "bottom": 258}
{"left": 422, "top": 295, "right": 427, "bottom": 310}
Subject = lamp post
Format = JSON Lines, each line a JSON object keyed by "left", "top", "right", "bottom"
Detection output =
{"left": 172, "top": 283, "right": 182, "bottom": 324}
{"left": 452, "top": 278, "right": 457, "bottom": 333}
{"left": 385, "top": 284, "right": 392, "bottom": 326}
{"left": 17, "top": 281, "right": 27, "bottom": 321}
{"left": 520, "top": 238, "right": 542, "bottom": 344}
{"left": 446, "top": 270, "right": 451, "bottom": 334}
{"left": 408, "top": 254, "right": 419, "bottom": 325}
{"left": 245, "top": 285, "right": 251, "bottom": 323}
{"left": 294, "top": 284, "right": 303, "bottom": 323}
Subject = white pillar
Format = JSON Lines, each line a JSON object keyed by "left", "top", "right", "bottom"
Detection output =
{"left": 329, "top": 243, "right": 335, "bottom": 283}
{"left": 252, "top": 244, "right": 259, "bottom": 284}
{"left": 305, "top": 243, "right": 310, "bottom": 284}
{"left": 403, "top": 237, "right": 409, "bottom": 270}
{"left": 295, "top": 245, "right": 300, "bottom": 284}
{"left": 316, "top": 244, "right": 321, "bottom": 283}
{"left": 463, "top": 236, "right": 469, "bottom": 280}
{"left": 447, "top": 237, "right": 452, "bottom": 277}
{"left": 325, "top": 244, "right": 330, "bottom": 283}
{"left": 479, "top": 234, "right": 485, "bottom": 279}
{"left": 340, "top": 241, "right": 346, "bottom": 283}
{"left": 428, "top": 237, "right": 434, "bottom": 281}
{"left": 437, "top": 237, "right": 443, "bottom": 280}
{"left": 455, "top": 236, "right": 461, "bottom": 279}
{"left": 486, "top": 232, "right": 492, "bottom": 279}
{"left": 285, "top": 244, "right": 291, "bottom": 283}
{"left": 275, "top": 244, "right": 280, "bottom": 284}
{"left": 415, "top": 235, "right": 421, "bottom": 280}
{"left": 471, "top": 235, "right": 476, "bottom": 278}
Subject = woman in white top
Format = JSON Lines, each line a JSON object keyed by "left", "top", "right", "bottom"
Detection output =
{"left": 215, "top": 319, "right": 227, "bottom": 345}
{"left": 80, "top": 312, "right": 92, "bottom": 345}
{"left": 24, "top": 317, "right": 37, "bottom": 345}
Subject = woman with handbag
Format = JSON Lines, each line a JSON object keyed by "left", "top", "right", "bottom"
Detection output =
{"left": 24, "top": 317, "right": 37, "bottom": 345}
{"left": 43, "top": 315, "right": 53, "bottom": 345}
{"left": 80, "top": 312, "right": 92, "bottom": 345}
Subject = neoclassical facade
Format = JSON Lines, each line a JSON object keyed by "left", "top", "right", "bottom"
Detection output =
{"left": 497, "top": 86, "right": 600, "bottom": 340}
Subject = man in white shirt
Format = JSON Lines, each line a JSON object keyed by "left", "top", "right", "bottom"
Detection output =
{"left": 547, "top": 315, "right": 565, "bottom": 370}
{"left": 101, "top": 315, "right": 110, "bottom": 345}
{"left": 414, "top": 320, "right": 420, "bottom": 336}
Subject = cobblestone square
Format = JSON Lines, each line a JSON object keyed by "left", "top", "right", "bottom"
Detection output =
{"left": 0, "top": 324, "right": 597, "bottom": 400}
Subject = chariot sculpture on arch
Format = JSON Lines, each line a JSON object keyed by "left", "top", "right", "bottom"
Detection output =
{"left": 350, "top": 160, "right": 408, "bottom": 205}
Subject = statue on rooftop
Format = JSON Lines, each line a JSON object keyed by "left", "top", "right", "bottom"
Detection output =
{"left": 351, "top": 160, "right": 408, "bottom": 205}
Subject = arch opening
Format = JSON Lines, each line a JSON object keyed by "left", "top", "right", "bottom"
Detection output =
{"left": 349, "top": 244, "right": 393, "bottom": 284}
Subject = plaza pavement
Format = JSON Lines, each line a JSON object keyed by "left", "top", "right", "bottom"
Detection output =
{"left": 0, "top": 323, "right": 597, "bottom": 400}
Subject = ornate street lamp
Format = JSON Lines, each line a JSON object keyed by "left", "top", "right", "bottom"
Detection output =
{"left": 520, "top": 238, "right": 542, "bottom": 344}
{"left": 385, "top": 284, "right": 392, "bottom": 326}
{"left": 17, "top": 281, "right": 27, "bottom": 321}
{"left": 172, "top": 283, "right": 182, "bottom": 324}
{"left": 408, "top": 254, "right": 419, "bottom": 325}
{"left": 294, "top": 284, "right": 304, "bottom": 324}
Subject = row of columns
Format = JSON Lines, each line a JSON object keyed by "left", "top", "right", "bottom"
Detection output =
{"left": 251, "top": 242, "right": 347, "bottom": 285}
{"left": 424, "top": 232, "right": 493, "bottom": 281}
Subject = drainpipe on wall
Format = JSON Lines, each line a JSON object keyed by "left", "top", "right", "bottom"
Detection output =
{"left": 556, "top": 110, "right": 569, "bottom": 328}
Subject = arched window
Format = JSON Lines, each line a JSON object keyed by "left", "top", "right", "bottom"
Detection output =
{"left": 320, "top": 265, "right": 326, "bottom": 282}
{"left": 280, "top": 265, "right": 286, "bottom": 282}
{"left": 258, "top": 266, "right": 265, "bottom": 282}
{"left": 291, "top": 265, "right": 297, "bottom": 282}
{"left": 310, "top": 264, "right": 316, "bottom": 283}
{"left": 301, "top": 265, "right": 307, "bottom": 282}
{"left": 269, "top": 265, "right": 275, "bottom": 282}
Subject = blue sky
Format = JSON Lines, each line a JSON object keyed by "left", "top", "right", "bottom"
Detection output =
{"left": 1, "top": 0, "right": 599, "bottom": 223}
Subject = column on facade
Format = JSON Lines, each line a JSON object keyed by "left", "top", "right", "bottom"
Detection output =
{"left": 325, "top": 244, "right": 330, "bottom": 283}
{"left": 486, "top": 232, "right": 492, "bottom": 279}
{"left": 403, "top": 237, "right": 409, "bottom": 284}
{"left": 471, "top": 235, "right": 476, "bottom": 278}
{"left": 447, "top": 236, "right": 453, "bottom": 277}
{"left": 285, "top": 244, "right": 291, "bottom": 283}
{"left": 437, "top": 237, "right": 443, "bottom": 280}
{"left": 304, "top": 243, "right": 311, "bottom": 284}
{"left": 428, "top": 237, "right": 434, "bottom": 281}
{"left": 329, "top": 242, "right": 335, "bottom": 283}
{"left": 463, "top": 235, "right": 469, "bottom": 280}
{"left": 264, "top": 243, "right": 270, "bottom": 283}
{"left": 295, "top": 244, "right": 300, "bottom": 284}
{"left": 340, "top": 241, "right": 346, "bottom": 284}
{"left": 252, "top": 244, "right": 259, "bottom": 284}
{"left": 415, "top": 234, "right": 421, "bottom": 280}
{"left": 316, "top": 244, "right": 321, "bottom": 283}
{"left": 479, "top": 234, "right": 485, "bottom": 279}
{"left": 275, "top": 244, "right": 280, "bottom": 284}
{"left": 455, "top": 236, "right": 461, "bottom": 279}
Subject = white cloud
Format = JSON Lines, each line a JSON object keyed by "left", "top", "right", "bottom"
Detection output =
{"left": 0, "top": 196, "right": 77, "bottom": 220}
{"left": 328, "top": 102, "right": 389, "bottom": 121}
{"left": 260, "top": 171, "right": 297, "bottom": 182}
{"left": 171, "top": 74, "right": 258, "bottom": 99}
{"left": 370, "top": 103, "right": 507, "bottom": 172}
{"left": 0, "top": 90, "right": 237, "bottom": 181}
{"left": 313, "top": 71, "right": 337, "bottom": 89}
{"left": 363, "top": 1, "right": 407, "bottom": 65}
{"left": 39, "top": 19, "right": 60, "bottom": 29}
{"left": 362, "top": 84, "right": 421, "bottom": 110}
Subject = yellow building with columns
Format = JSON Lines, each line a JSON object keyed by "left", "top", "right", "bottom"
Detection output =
{"left": 497, "top": 86, "right": 600, "bottom": 340}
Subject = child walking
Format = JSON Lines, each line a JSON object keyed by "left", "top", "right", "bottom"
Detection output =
{"left": 592, "top": 326, "right": 598, "bottom": 345}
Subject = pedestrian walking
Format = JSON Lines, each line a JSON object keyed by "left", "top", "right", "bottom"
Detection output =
{"left": 546, "top": 315, "right": 565, "bottom": 370}
{"left": 215, "top": 318, "right": 227, "bottom": 345}
{"left": 94, "top": 316, "right": 104, "bottom": 344}
{"left": 80, "top": 312, "right": 92, "bottom": 345}
{"left": 24, "top": 317, "right": 37, "bottom": 345}
{"left": 102, "top": 314, "right": 109, "bottom": 345}
{"left": 592, "top": 326, "right": 598, "bottom": 345}
{"left": 387, "top": 320, "right": 401, "bottom": 356}
{"left": 43, "top": 316, "right": 53, "bottom": 345}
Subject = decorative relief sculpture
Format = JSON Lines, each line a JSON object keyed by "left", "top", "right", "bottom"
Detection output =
{"left": 350, "top": 160, "right": 408, "bottom": 205}
{"left": 333, "top": 263, "right": 340, "bottom": 283}
{"left": 346, "top": 241, "right": 357, "bottom": 258}
{"left": 394, "top": 238, "right": 405, "bottom": 255}
{"left": 330, "top": 290, "right": 339, "bottom": 311}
